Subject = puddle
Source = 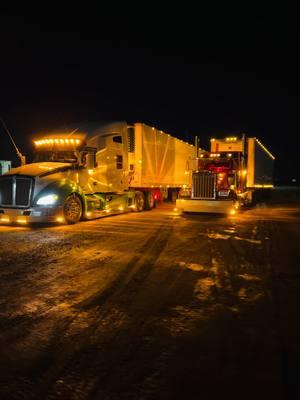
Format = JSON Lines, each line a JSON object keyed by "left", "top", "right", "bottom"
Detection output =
{"left": 177, "top": 261, "right": 205, "bottom": 272}
{"left": 224, "top": 229, "right": 236, "bottom": 234}
{"left": 206, "top": 233, "right": 231, "bottom": 240}
{"left": 194, "top": 277, "right": 215, "bottom": 300}
{"left": 234, "top": 236, "right": 262, "bottom": 244}
{"left": 238, "top": 287, "right": 264, "bottom": 302}
{"left": 238, "top": 274, "right": 261, "bottom": 281}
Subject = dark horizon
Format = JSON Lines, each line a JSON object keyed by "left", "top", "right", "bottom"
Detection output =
{"left": 0, "top": 6, "right": 299, "bottom": 183}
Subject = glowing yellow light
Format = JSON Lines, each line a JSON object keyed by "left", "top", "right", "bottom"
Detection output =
{"left": 85, "top": 212, "right": 92, "bottom": 217}
{"left": 17, "top": 219, "right": 27, "bottom": 224}
{"left": 210, "top": 138, "right": 215, "bottom": 141}
{"left": 138, "top": 160, "right": 142, "bottom": 164}
{"left": 50, "top": 139, "right": 54, "bottom": 144}
{"left": 256, "top": 139, "right": 275, "bottom": 160}
{"left": 56, "top": 217, "right": 64, "bottom": 223}
{"left": 54, "top": 139, "right": 59, "bottom": 144}
{"left": 70, "top": 139, "right": 74, "bottom": 144}
{"left": 105, "top": 209, "right": 110, "bottom": 213}
{"left": 200, "top": 154, "right": 204, "bottom": 158}
{"left": 65, "top": 139, "right": 69, "bottom": 144}
{"left": 185, "top": 171, "right": 189, "bottom": 175}
{"left": 227, "top": 153, "right": 232, "bottom": 157}
{"left": 152, "top": 127, "right": 155, "bottom": 130}
{"left": 242, "top": 170, "right": 247, "bottom": 177}
{"left": 174, "top": 207, "right": 178, "bottom": 212}
{"left": 76, "top": 139, "right": 80, "bottom": 144}
{"left": 88, "top": 169, "right": 93, "bottom": 175}
{"left": 253, "top": 184, "right": 274, "bottom": 188}
{"left": 118, "top": 206, "right": 124, "bottom": 211}
{"left": 0, "top": 217, "right": 10, "bottom": 223}
{"left": 59, "top": 139, "right": 64, "bottom": 144}
{"left": 229, "top": 209, "right": 236, "bottom": 215}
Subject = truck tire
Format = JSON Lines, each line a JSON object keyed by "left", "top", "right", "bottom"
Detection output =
{"left": 63, "top": 194, "right": 82, "bottom": 224}
{"left": 144, "top": 191, "right": 154, "bottom": 210}
{"left": 134, "top": 192, "right": 144, "bottom": 212}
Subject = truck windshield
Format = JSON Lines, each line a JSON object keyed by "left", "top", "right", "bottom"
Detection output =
{"left": 34, "top": 151, "right": 78, "bottom": 163}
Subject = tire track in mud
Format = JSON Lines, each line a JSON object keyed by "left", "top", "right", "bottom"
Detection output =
{"left": 201, "top": 219, "right": 284, "bottom": 398}
{"left": 159, "top": 218, "right": 283, "bottom": 399}
{"left": 12, "top": 221, "right": 174, "bottom": 400}
{"left": 267, "top": 219, "right": 300, "bottom": 399}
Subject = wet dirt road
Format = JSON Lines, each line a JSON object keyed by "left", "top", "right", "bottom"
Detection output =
{"left": 1, "top": 191, "right": 300, "bottom": 400}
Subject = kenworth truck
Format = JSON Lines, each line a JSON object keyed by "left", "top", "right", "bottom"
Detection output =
{"left": 176, "top": 135, "right": 275, "bottom": 214}
{"left": 0, "top": 122, "right": 196, "bottom": 224}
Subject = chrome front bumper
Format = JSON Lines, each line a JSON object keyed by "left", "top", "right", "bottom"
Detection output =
{"left": 176, "top": 199, "right": 238, "bottom": 214}
{"left": 0, "top": 206, "right": 64, "bottom": 224}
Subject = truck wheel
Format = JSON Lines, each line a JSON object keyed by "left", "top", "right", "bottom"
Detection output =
{"left": 63, "top": 194, "right": 82, "bottom": 224}
{"left": 134, "top": 192, "right": 144, "bottom": 212}
{"left": 144, "top": 191, "right": 154, "bottom": 210}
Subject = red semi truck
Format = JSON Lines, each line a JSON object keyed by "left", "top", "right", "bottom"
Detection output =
{"left": 176, "top": 135, "right": 275, "bottom": 214}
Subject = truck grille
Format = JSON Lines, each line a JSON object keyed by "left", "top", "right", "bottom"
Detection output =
{"left": 0, "top": 176, "right": 33, "bottom": 207}
{"left": 192, "top": 172, "right": 216, "bottom": 199}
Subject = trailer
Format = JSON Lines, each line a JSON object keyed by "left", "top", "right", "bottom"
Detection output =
{"left": 0, "top": 122, "right": 196, "bottom": 224}
{"left": 176, "top": 135, "right": 275, "bottom": 214}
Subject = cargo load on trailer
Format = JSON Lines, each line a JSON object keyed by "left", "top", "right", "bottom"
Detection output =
{"left": 0, "top": 121, "right": 196, "bottom": 224}
{"left": 176, "top": 135, "right": 275, "bottom": 214}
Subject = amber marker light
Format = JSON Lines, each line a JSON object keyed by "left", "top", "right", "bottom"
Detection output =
{"left": 229, "top": 209, "right": 236, "bottom": 216}
{"left": 0, "top": 216, "right": 10, "bottom": 223}
{"left": 17, "top": 219, "right": 28, "bottom": 224}
{"left": 56, "top": 217, "right": 64, "bottom": 223}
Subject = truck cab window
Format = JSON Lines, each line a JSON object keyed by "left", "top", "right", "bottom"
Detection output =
{"left": 113, "top": 135, "right": 122, "bottom": 144}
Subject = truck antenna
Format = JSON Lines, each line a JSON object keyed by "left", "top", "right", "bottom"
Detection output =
{"left": 68, "top": 128, "right": 79, "bottom": 137}
{"left": 0, "top": 117, "right": 26, "bottom": 165}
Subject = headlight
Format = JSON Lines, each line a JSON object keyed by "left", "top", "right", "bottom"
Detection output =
{"left": 36, "top": 194, "right": 58, "bottom": 205}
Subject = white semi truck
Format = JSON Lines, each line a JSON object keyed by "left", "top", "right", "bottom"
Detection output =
{"left": 176, "top": 135, "right": 275, "bottom": 214}
{"left": 0, "top": 122, "right": 196, "bottom": 224}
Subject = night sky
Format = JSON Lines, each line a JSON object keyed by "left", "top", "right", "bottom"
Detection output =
{"left": 0, "top": 6, "right": 299, "bottom": 183}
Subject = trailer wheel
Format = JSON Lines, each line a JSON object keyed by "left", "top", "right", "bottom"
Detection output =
{"left": 63, "top": 194, "right": 82, "bottom": 224}
{"left": 144, "top": 191, "right": 154, "bottom": 210}
{"left": 134, "top": 192, "right": 145, "bottom": 212}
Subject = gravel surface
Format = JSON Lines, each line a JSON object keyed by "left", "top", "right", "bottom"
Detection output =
{"left": 1, "top": 189, "right": 300, "bottom": 400}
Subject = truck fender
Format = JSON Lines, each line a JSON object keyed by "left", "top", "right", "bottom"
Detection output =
{"left": 33, "top": 179, "right": 85, "bottom": 209}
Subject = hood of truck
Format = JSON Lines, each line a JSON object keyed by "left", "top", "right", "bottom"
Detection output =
{"left": 5, "top": 162, "right": 73, "bottom": 177}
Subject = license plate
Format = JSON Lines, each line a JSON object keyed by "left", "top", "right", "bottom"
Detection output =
{"left": 218, "top": 191, "right": 229, "bottom": 197}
